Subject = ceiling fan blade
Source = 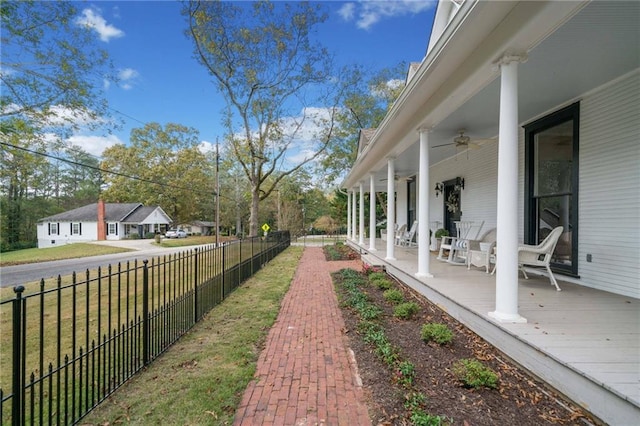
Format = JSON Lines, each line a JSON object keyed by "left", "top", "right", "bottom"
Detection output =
{"left": 467, "top": 142, "right": 481, "bottom": 149}
{"left": 432, "top": 142, "right": 455, "bottom": 148}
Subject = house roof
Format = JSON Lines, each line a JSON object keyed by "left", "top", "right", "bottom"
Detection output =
{"left": 38, "top": 203, "right": 161, "bottom": 223}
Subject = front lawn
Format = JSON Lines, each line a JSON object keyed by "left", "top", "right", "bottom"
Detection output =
{"left": 0, "top": 244, "right": 133, "bottom": 266}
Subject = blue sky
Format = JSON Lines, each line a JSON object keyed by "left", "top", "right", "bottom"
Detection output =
{"left": 69, "top": 1, "right": 437, "bottom": 157}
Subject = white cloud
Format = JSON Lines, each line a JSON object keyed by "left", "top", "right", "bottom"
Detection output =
{"left": 338, "top": 3, "right": 355, "bottom": 21}
{"left": 66, "top": 134, "right": 123, "bottom": 157}
{"left": 76, "top": 8, "right": 124, "bottom": 42}
{"left": 338, "top": 0, "right": 435, "bottom": 30}
{"left": 118, "top": 68, "right": 140, "bottom": 90}
{"left": 198, "top": 140, "right": 216, "bottom": 154}
{"left": 43, "top": 105, "right": 103, "bottom": 127}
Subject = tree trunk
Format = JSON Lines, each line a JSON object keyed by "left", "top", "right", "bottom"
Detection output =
{"left": 249, "top": 186, "right": 260, "bottom": 237}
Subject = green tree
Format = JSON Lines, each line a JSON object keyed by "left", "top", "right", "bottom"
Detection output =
{"left": 318, "top": 64, "right": 407, "bottom": 187}
{"left": 100, "top": 123, "right": 213, "bottom": 224}
{"left": 185, "top": 0, "right": 345, "bottom": 236}
{"left": 0, "top": 119, "right": 54, "bottom": 249}
{"left": 0, "top": 1, "right": 113, "bottom": 134}
{"left": 1, "top": 1, "right": 115, "bottom": 249}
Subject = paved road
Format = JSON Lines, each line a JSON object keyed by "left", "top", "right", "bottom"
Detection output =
{"left": 0, "top": 240, "right": 206, "bottom": 289}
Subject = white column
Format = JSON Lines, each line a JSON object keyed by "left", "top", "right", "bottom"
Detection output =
{"left": 351, "top": 188, "right": 357, "bottom": 241}
{"left": 489, "top": 54, "right": 527, "bottom": 323}
{"left": 369, "top": 173, "right": 377, "bottom": 251}
{"left": 417, "top": 128, "right": 433, "bottom": 278}
{"left": 385, "top": 158, "right": 396, "bottom": 260}
{"left": 347, "top": 191, "right": 352, "bottom": 241}
{"left": 359, "top": 182, "right": 365, "bottom": 245}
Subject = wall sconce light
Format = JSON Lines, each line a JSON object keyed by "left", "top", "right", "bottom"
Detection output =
{"left": 454, "top": 177, "right": 465, "bottom": 191}
{"left": 434, "top": 182, "right": 444, "bottom": 197}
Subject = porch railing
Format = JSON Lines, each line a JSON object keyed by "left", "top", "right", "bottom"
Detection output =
{"left": 0, "top": 231, "right": 290, "bottom": 425}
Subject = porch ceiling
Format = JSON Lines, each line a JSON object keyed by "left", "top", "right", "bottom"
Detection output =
{"left": 349, "top": 1, "right": 640, "bottom": 192}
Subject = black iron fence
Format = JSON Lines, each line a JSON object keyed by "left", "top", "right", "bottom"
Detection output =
{"left": 0, "top": 232, "right": 290, "bottom": 425}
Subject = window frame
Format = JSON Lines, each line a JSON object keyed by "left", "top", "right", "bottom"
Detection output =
{"left": 524, "top": 102, "right": 580, "bottom": 276}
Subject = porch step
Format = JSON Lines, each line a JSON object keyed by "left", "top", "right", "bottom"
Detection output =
{"left": 362, "top": 253, "right": 385, "bottom": 269}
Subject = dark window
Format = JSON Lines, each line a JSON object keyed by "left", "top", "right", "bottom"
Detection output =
{"left": 524, "top": 102, "right": 579, "bottom": 276}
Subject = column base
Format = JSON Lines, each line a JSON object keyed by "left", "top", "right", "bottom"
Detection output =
{"left": 488, "top": 310, "right": 527, "bottom": 323}
{"left": 385, "top": 256, "right": 396, "bottom": 261}
{"left": 415, "top": 272, "right": 434, "bottom": 279}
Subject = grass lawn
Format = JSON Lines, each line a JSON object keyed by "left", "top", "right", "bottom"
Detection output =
{"left": 158, "top": 235, "right": 237, "bottom": 248}
{"left": 0, "top": 243, "right": 134, "bottom": 267}
{"left": 81, "top": 245, "right": 303, "bottom": 425}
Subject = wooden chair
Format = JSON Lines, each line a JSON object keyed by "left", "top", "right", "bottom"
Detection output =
{"left": 466, "top": 228, "right": 497, "bottom": 273}
{"left": 438, "top": 221, "right": 484, "bottom": 264}
{"left": 518, "top": 226, "right": 564, "bottom": 291}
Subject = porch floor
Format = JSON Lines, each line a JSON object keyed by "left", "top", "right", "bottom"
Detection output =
{"left": 348, "top": 239, "right": 639, "bottom": 425}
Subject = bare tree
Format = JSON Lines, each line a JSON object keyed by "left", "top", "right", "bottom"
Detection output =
{"left": 185, "top": 0, "right": 344, "bottom": 236}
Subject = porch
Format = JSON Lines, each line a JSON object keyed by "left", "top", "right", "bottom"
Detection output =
{"left": 346, "top": 239, "right": 639, "bottom": 425}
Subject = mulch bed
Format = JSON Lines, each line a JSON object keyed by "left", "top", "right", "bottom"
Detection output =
{"left": 324, "top": 246, "right": 598, "bottom": 426}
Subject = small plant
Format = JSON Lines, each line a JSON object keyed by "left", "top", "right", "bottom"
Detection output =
{"left": 394, "top": 302, "right": 420, "bottom": 319}
{"left": 410, "top": 411, "right": 452, "bottom": 426}
{"left": 372, "top": 277, "right": 393, "bottom": 290}
{"left": 375, "top": 341, "right": 398, "bottom": 365}
{"left": 421, "top": 323, "right": 454, "bottom": 345}
{"left": 368, "top": 271, "right": 387, "bottom": 281}
{"left": 404, "top": 392, "right": 427, "bottom": 412}
{"left": 434, "top": 228, "right": 449, "bottom": 239}
{"left": 383, "top": 288, "right": 404, "bottom": 304}
{"left": 359, "top": 304, "right": 382, "bottom": 320}
{"left": 452, "top": 358, "right": 498, "bottom": 389}
{"left": 396, "top": 361, "right": 415, "bottom": 387}
{"left": 362, "top": 264, "right": 382, "bottom": 276}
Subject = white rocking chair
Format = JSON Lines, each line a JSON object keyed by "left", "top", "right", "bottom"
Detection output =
{"left": 393, "top": 224, "right": 407, "bottom": 246}
{"left": 518, "top": 226, "right": 564, "bottom": 291}
{"left": 398, "top": 221, "right": 418, "bottom": 247}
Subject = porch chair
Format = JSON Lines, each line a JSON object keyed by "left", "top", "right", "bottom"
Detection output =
{"left": 438, "top": 221, "right": 484, "bottom": 264}
{"left": 518, "top": 226, "right": 564, "bottom": 291}
{"left": 393, "top": 224, "right": 407, "bottom": 246}
{"left": 466, "top": 228, "right": 497, "bottom": 273}
{"left": 398, "top": 221, "right": 418, "bottom": 247}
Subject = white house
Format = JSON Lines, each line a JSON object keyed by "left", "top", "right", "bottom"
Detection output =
{"left": 343, "top": 1, "right": 639, "bottom": 423}
{"left": 37, "top": 200, "right": 172, "bottom": 248}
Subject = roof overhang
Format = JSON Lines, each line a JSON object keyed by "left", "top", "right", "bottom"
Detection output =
{"left": 343, "top": 0, "right": 600, "bottom": 190}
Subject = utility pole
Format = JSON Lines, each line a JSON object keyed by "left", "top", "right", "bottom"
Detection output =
{"left": 215, "top": 139, "right": 220, "bottom": 247}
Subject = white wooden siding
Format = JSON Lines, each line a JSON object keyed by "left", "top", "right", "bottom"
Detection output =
{"left": 579, "top": 71, "right": 640, "bottom": 298}
{"left": 428, "top": 71, "right": 639, "bottom": 298}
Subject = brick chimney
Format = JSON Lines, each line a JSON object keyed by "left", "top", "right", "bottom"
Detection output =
{"left": 97, "top": 199, "right": 106, "bottom": 240}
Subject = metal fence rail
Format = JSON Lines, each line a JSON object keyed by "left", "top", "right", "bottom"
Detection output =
{"left": 0, "top": 232, "right": 290, "bottom": 425}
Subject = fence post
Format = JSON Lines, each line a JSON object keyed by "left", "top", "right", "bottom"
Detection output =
{"left": 12, "top": 285, "right": 25, "bottom": 426}
{"left": 142, "top": 260, "right": 149, "bottom": 366}
{"left": 194, "top": 248, "right": 199, "bottom": 323}
{"left": 221, "top": 243, "right": 226, "bottom": 300}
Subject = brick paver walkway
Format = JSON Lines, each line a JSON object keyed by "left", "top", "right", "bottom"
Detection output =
{"left": 234, "top": 247, "right": 372, "bottom": 426}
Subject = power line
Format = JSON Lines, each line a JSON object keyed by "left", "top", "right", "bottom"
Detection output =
{"left": 0, "top": 140, "right": 216, "bottom": 194}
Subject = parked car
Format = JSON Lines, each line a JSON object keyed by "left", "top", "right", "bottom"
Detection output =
{"left": 165, "top": 229, "right": 187, "bottom": 239}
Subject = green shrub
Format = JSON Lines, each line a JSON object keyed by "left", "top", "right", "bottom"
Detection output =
{"left": 383, "top": 288, "right": 404, "bottom": 304}
{"left": 393, "top": 302, "right": 419, "bottom": 319}
{"left": 420, "top": 323, "right": 454, "bottom": 345}
{"left": 368, "top": 271, "right": 387, "bottom": 282}
{"left": 452, "top": 358, "right": 498, "bottom": 389}
{"left": 372, "top": 277, "right": 393, "bottom": 290}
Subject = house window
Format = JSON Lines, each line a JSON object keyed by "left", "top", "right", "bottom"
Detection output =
{"left": 72, "top": 223, "right": 80, "bottom": 235}
{"left": 108, "top": 223, "right": 117, "bottom": 235}
{"left": 50, "top": 223, "right": 58, "bottom": 235}
{"left": 524, "top": 102, "right": 579, "bottom": 276}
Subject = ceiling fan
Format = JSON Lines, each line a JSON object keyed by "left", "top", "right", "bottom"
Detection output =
{"left": 432, "top": 130, "right": 489, "bottom": 150}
